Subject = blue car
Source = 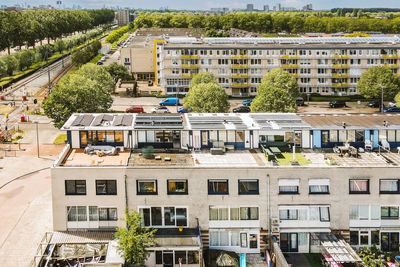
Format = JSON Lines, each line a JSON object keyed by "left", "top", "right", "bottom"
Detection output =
{"left": 178, "top": 107, "right": 192, "bottom": 113}
{"left": 383, "top": 107, "right": 400, "bottom": 113}
{"left": 159, "top": 97, "right": 180, "bottom": 106}
{"left": 242, "top": 99, "right": 253, "bottom": 106}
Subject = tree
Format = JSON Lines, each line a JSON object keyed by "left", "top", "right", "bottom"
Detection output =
{"left": 0, "top": 60, "right": 7, "bottom": 78}
{"left": 395, "top": 91, "right": 400, "bottom": 107}
{"left": 76, "top": 63, "right": 115, "bottom": 94}
{"left": 2, "top": 55, "right": 18, "bottom": 76}
{"left": 184, "top": 82, "right": 230, "bottom": 113}
{"left": 357, "top": 66, "right": 400, "bottom": 100}
{"left": 105, "top": 63, "right": 131, "bottom": 84}
{"left": 43, "top": 70, "right": 113, "bottom": 128}
{"left": 15, "top": 50, "right": 34, "bottom": 70}
{"left": 359, "top": 246, "right": 385, "bottom": 267}
{"left": 115, "top": 210, "right": 156, "bottom": 265}
{"left": 250, "top": 68, "right": 299, "bottom": 113}
{"left": 189, "top": 71, "right": 217, "bottom": 88}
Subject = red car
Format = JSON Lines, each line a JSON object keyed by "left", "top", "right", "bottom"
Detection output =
{"left": 126, "top": 105, "right": 144, "bottom": 113}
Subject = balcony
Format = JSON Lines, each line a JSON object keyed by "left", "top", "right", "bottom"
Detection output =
{"left": 281, "top": 55, "right": 299, "bottom": 59}
{"left": 332, "top": 74, "right": 349, "bottom": 78}
{"left": 182, "top": 74, "right": 196, "bottom": 78}
{"left": 332, "top": 55, "right": 349, "bottom": 59}
{"left": 232, "top": 83, "right": 249, "bottom": 87}
{"left": 182, "top": 64, "right": 199, "bottom": 68}
{"left": 382, "top": 55, "right": 399, "bottom": 58}
{"left": 282, "top": 64, "right": 299, "bottom": 68}
{"left": 291, "top": 74, "right": 299, "bottom": 78}
{"left": 181, "top": 55, "right": 199, "bottom": 59}
{"left": 332, "top": 64, "right": 349, "bottom": 68}
{"left": 232, "top": 55, "right": 248, "bottom": 59}
{"left": 383, "top": 64, "right": 399, "bottom": 68}
{"left": 232, "top": 64, "right": 249, "bottom": 68}
{"left": 232, "top": 74, "right": 249, "bottom": 78}
{"left": 332, "top": 83, "right": 349, "bottom": 87}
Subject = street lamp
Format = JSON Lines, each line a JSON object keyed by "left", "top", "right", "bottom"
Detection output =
{"left": 378, "top": 83, "right": 384, "bottom": 113}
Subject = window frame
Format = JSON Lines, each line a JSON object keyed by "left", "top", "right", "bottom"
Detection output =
{"left": 308, "top": 179, "right": 330, "bottom": 194}
{"left": 349, "top": 179, "right": 370, "bottom": 194}
{"left": 95, "top": 180, "right": 117, "bottom": 195}
{"left": 167, "top": 179, "right": 188, "bottom": 195}
{"left": 65, "top": 180, "right": 86, "bottom": 195}
{"left": 379, "top": 179, "right": 400, "bottom": 194}
{"left": 137, "top": 179, "right": 158, "bottom": 195}
{"left": 238, "top": 179, "right": 259, "bottom": 195}
{"left": 381, "top": 206, "right": 399, "bottom": 220}
{"left": 208, "top": 179, "right": 229, "bottom": 195}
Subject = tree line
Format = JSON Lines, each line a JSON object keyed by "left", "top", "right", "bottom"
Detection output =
{"left": 133, "top": 12, "right": 400, "bottom": 34}
{"left": 0, "top": 9, "right": 114, "bottom": 54}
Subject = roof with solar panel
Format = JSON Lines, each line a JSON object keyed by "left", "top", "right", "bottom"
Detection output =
{"left": 61, "top": 113, "right": 135, "bottom": 130}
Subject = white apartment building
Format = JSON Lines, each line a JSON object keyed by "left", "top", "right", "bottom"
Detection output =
{"left": 49, "top": 112, "right": 400, "bottom": 266}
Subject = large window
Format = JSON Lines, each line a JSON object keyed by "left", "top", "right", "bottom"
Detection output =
{"left": 380, "top": 179, "right": 400, "bottom": 194}
{"left": 349, "top": 205, "right": 380, "bottom": 220}
{"left": 279, "top": 179, "right": 299, "bottom": 194}
{"left": 209, "top": 206, "right": 259, "bottom": 221}
{"left": 208, "top": 179, "right": 229, "bottom": 194}
{"left": 99, "top": 208, "right": 118, "bottom": 221}
{"left": 65, "top": 180, "right": 86, "bottom": 195}
{"left": 381, "top": 206, "right": 399, "bottom": 220}
{"left": 137, "top": 180, "right": 157, "bottom": 195}
{"left": 279, "top": 206, "right": 330, "bottom": 222}
{"left": 309, "top": 179, "right": 329, "bottom": 194}
{"left": 139, "top": 207, "right": 188, "bottom": 227}
{"left": 96, "top": 180, "right": 117, "bottom": 195}
{"left": 67, "top": 206, "right": 87, "bottom": 221}
{"left": 240, "top": 207, "right": 259, "bottom": 220}
{"left": 349, "top": 179, "right": 369, "bottom": 194}
{"left": 167, "top": 180, "right": 188, "bottom": 195}
{"left": 238, "top": 180, "right": 259, "bottom": 194}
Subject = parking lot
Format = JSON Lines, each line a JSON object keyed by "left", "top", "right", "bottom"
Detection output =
{"left": 111, "top": 93, "right": 381, "bottom": 114}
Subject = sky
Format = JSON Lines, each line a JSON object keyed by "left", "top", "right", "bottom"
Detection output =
{"left": 3, "top": 0, "right": 400, "bottom": 10}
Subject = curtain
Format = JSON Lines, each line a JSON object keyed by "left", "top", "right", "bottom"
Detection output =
{"left": 209, "top": 207, "right": 218, "bottom": 220}
{"left": 380, "top": 180, "right": 398, "bottom": 192}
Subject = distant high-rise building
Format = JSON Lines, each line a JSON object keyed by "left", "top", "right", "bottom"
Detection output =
{"left": 302, "top": 3, "right": 313, "bottom": 10}
{"left": 246, "top": 4, "right": 254, "bottom": 11}
{"left": 263, "top": 5, "right": 269, "bottom": 11}
{"left": 277, "top": 3, "right": 281, "bottom": 11}
{"left": 116, "top": 9, "right": 130, "bottom": 26}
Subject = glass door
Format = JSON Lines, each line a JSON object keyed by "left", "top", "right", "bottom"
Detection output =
{"left": 240, "top": 233, "right": 248, "bottom": 248}
{"left": 163, "top": 251, "right": 174, "bottom": 267}
{"left": 290, "top": 233, "right": 298, "bottom": 252}
{"left": 280, "top": 233, "right": 298, "bottom": 252}
{"left": 321, "top": 130, "right": 329, "bottom": 147}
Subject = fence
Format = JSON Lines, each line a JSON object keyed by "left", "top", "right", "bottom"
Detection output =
{"left": 272, "top": 242, "right": 289, "bottom": 267}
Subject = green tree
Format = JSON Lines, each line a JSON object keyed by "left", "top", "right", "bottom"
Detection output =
{"left": 15, "top": 50, "right": 34, "bottom": 70}
{"left": 105, "top": 63, "right": 131, "bottom": 84}
{"left": 359, "top": 246, "right": 384, "bottom": 267}
{"left": 184, "top": 82, "right": 230, "bottom": 113}
{"left": 2, "top": 55, "right": 18, "bottom": 76}
{"left": 76, "top": 63, "right": 115, "bottom": 94}
{"left": 0, "top": 60, "right": 7, "bottom": 78}
{"left": 251, "top": 68, "right": 299, "bottom": 113}
{"left": 357, "top": 66, "right": 400, "bottom": 100}
{"left": 54, "top": 39, "right": 67, "bottom": 54}
{"left": 43, "top": 70, "right": 113, "bottom": 128}
{"left": 395, "top": 91, "right": 400, "bottom": 107}
{"left": 189, "top": 71, "right": 217, "bottom": 88}
{"left": 115, "top": 210, "right": 156, "bottom": 265}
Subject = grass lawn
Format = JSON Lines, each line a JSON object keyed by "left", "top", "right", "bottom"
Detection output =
{"left": 276, "top": 152, "right": 311, "bottom": 166}
{"left": 53, "top": 134, "right": 67, "bottom": 144}
{"left": 304, "top": 254, "right": 324, "bottom": 267}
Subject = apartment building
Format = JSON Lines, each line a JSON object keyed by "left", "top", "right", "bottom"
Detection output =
{"left": 116, "top": 9, "right": 129, "bottom": 26}
{"left": 153, "top": 36, "right": 400, "bottom": 97}
{"left": 50, "top": 113, "right": 400, "bottom": 266}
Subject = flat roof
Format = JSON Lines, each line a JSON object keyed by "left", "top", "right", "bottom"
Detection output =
{"left": 61, "top": 113, "right": 400, "bottom": 132}
{"left": 61, "top": 149, "right": 130, "bottom": 167}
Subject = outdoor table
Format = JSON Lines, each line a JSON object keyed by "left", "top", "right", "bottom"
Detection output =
{"left": 270, "top": 147, "right": 281, "bottom": 154}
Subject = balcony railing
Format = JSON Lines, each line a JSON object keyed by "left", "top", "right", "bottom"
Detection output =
{"left": 181, "top": 55, "right": 199, "bottom": 59}
{"left": 232, "top": 64, "right": 249, "bottom": 68}
{"left": 182, "top": 64, "right": 199, "bottom": 68}
{"left": 383, "top": 64, "right": 399, "bottom": 68}
{"left": 281, "top": 55, "right": 299, "bottom": 59}
{"left": 232, "top": 55, "right": 248, "bottom": 59}
{"left": 332, "top": 55, "right": 349, "bottom": 59}
{"left": 232, "top": 74, "right": 249, "bottom": 78}
{"left": 232, "top": 83, "right": 250, "bottom": 87}
{"left": 332, "top": 64, "right": 349, "bottom": 68}
{"left": 282, "top": 64, "right": 299, "bottom": 68}
{"left": 382, "top": 55, "right": 399, "bottom": 58}
{"left": 332, "top": 74, "right": 349, "bottom": 78}
{"left": 332, "top": 83, "right": 349, "bottom": 87}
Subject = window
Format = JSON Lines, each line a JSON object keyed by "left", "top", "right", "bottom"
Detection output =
{"left": 137, "top": 180, "right": 157, "bottom": 195}
{"left": 89, "top": 206, "right": 98, "bottom": 221}
{"left": 96, "top": 180, "right": 117, "bottom": 195}
{"left": 209, "top": 207, "right": 229, "bottom": 220}
{"left": 240, "top": 207, "right": 259, "bottom": 220}
{"left": 99, "top": 208, "right": 117, "bottom": 221}
{"left": 279, "top": 179, "right": 299, "bottom": 194}
{"left": 67, "top": 206, "right": 87, "bottom": 221}
{"left": 208, "top": 179, "right": 228, "bottom": 194}
{"left": 188, "top": 251, "right": 199, "bottom": 264}
{"left": 349, "top": 179, "right": 369, "bottom": 194}
{"left": 380, "top": 179, "right": 400, "bottom": 194}
{"left": 381, "top": 206, "right": 399, "bottom": 219}
{"left": 350, "top": 231, "right": 358, "bottom": 245}
{"left": 309, "top": 179, "right": 329, "bottom": 194}
{"left": 238, "top": 180, "right": 259, "bottom": 194}
{"left": 319, "top": 207, "right": 330, "bottom": 222}
{"left": 167, "top": 180, "right": 188, "bottom": 194}
{"left": 175, "top": 251, "right": 186, "bottom": 265}
{"left": 279, "top": 209, "right": 298, "bottom": 220}
{"left": 210, "top": 231, "right": 229, "bottom": 246}
{"left": 139, "top": 207, "right": 187, "bottom": 227}
{"left": 65, "top": 180, "right": 86, "bottom": 195}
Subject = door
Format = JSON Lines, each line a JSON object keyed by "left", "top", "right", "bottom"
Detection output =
{"left": 201, "top": 131, "right": 209, "bottom": 148}
{"left": 163, "top": 252, "right": 173, "bottom": 267}
{"left": 321, "top": 130, "right": 329, "bottom": 147}
{"left": 381, "top": 232, "right": 399, "bottom": 252}
{"left": 294, "top": 131, "right": 302, "bottom": 147}
{"left": 280, "top": 233, "right": 298, "bottom": 252}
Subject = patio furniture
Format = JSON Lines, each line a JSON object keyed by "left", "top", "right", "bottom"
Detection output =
{"left": 364, "top": 140, "right": 372, "bottom": 151}
{"left": 269, "top": 147, "right": 281, "bottom": 154}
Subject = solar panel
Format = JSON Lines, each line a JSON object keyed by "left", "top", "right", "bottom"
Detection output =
{"left": 80, "top": 115, "right": 94, "bottom": 126}
{"left": 122, "top": 115, "right": 133, "bottom": 126}
{"left": 113, "top": 115, "right": 124, "bottom": 126}
{"left": 71, "top": 115, "right": 84, "bottom": 126}
{"left": 91, "top": 115, "right": 103, "bottom": 126}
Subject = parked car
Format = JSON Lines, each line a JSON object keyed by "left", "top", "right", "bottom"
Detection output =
{"left": 242, "top": 99, "right": 253, "bottom": 106}
{"left": 96, "top": 61, "right": 103, "bottom": 65}
{"left": 389, "top": 101, "right": 397, "bottom": 108}
{"left": 368, "top": 100, "right": 381, "bottom": 108}
{"left": 329, "top": 100, "right": 346, "bottom": 108}
{"left": 151, "top": 106, "right": 170, "bottom": 113}
{"left": 296, "top": 97, "right": 305, "bottom": 106}
{"left": 159, "top": 97, "right": 180, "bottom": 106}
{"left": 178, "top": 107, "right": 192, "bottom": 113}
{"left": 126, "top": 105, "right": 144, "bottom": 113}
{"left": 383, "top": 107, "right": 400, "bottom": 113}
{"left": 100, "top": 56, "right": 106, "bottom": 62}
{"left": 233, "top": 106, "right": 251, "bottom": 113}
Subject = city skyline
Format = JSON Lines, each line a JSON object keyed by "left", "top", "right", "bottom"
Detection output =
{"left": 2, "top": 0, "right": 400, "bottom": 10}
